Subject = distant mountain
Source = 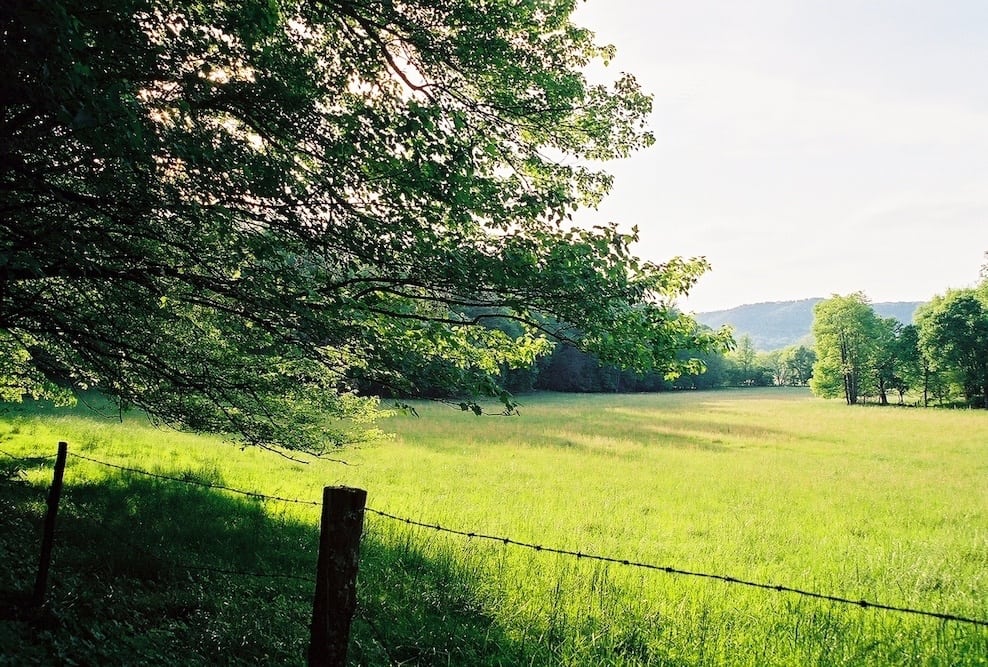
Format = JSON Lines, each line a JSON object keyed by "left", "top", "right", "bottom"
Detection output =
{"left": 695, "top": 298, "right": 923, "bottom": 351}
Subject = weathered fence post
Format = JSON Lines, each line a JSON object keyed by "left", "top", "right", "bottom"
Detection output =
{"left": 308, "top": 486, "right": 367, "bottom": 667}
{"left": 33, "top": 441, "right": 68, "bottom": 608}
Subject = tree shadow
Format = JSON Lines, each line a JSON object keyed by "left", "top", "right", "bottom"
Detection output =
{"left": 0, "top": 465, "right": 527, "bottom": 666}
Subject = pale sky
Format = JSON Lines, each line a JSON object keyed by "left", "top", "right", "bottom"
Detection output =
{"left": 571, "top": 0, "right": 988, "bottom": 313}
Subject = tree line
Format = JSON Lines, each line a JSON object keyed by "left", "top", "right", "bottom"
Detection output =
{"left": 810, "top": 268, "right": 988, "bottom": 409}
{"left": 370, "top": 313, "right": 812, "bottom": 398}
{"left": 532, "top": 333, "right": 816, "bottom": 393}
{"left": 389, "top": 262, "right": 988, "bottom": 408}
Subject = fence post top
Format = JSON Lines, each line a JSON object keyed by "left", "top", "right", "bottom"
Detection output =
{"left": 321, "top": 486, "right": 367, "bottom": 507}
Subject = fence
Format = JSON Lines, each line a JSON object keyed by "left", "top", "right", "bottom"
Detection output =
{"left": 2, "top": 444, "right": 986, "bottom": 664}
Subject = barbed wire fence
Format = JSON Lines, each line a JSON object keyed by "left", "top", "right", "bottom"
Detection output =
{"left": 0, "top": 447, "right": 58, "bottom": 465}
{"left": 1, "top": 446, "right": 316, "bottom": 588}
{"left": 2, "top": 444, "right": 987, "bottom": 650}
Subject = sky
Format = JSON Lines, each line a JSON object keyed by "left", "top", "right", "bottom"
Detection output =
{"left": 570, "top": 0, "right": 988, "bottom": 313}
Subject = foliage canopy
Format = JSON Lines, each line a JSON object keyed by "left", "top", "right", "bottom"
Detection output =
{"left": 916, "top": 288, "right": 988, "bottom": 408}
{"left": 1, "top": 0, "right": 727, "bottom": 452}
{"left": 809, "top": 293, "right": 879, "bottom": 405}
{"left": 809, "top": 272, "right": 988, "bottom": 409}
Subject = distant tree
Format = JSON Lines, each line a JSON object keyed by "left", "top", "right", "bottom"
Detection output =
{"left": 761, "top": 349, "right": 785, "bottom": 385}
{"left": 760, "top": 346, "right": 813, "bottom": 387}
{"left": 913, "top": 302, "right": 944, "bottom": 406}
{"left": 978, "top": 258, "right": 988, "bottom": 301}
{"left": 0, "top": 0, "right": 730, "bottom": 451}
{"left": 889, "top": 324, "right": 922, "bottom": 404}
{"left": 670, "top": 345, "right": 731, "bottom": 390}
{"left": 536, "top": 344, "right": 599, "bottom": 393}
{"left": 748, "top": 351, "right": 775, "bottom": 386}
{"left": 810, "top": 293, "right": 879, "bottom": 405}
{"left": 778, "top": 345, "right": 815, "bottom": 386}
{"left": 917, "top": 290, "right": 988, "bottom": 408}
{"left": 866, "top": 317, "right": 924, "bottom": 406}
{"left": 728, "top": 334, "right": 762, "bottom": 386}
{"left": 535, "top": 320, "right": 732, "bottom": 393}
{"left": 870, "top": 317, "right": 904, "bottom": 405}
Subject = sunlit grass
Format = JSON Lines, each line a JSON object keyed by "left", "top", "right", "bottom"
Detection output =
{"left": 2, "top": 388, "right": 986, "bottom": 664}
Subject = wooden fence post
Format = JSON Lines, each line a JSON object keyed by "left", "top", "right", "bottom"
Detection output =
{"left": 33, "top": 441, "right": 68, "bottom": 608}
{"left": 308, "top": 486, "right": 367, "bottom": 667}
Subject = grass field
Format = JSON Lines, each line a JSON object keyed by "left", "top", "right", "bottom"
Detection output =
{"left": 1, "top": 388, "right": 986, "bottom": 665}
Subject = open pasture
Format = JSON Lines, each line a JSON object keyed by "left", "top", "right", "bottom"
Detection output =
{"left": 1, "top": 388, "right": 986, "bottom": 665}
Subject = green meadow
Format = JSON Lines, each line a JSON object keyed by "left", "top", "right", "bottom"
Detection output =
{"left": 1, "top": 388, "right": 986, "bottom": 665}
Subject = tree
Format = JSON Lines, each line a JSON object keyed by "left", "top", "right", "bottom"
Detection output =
{"left": 669, "top": 345, "right": 730, "bottom": 390}
{"left": 869, "top": 317, "right": 901, "bottom": 405}
{"left": 809, "top": 293, "right": 879, "bottom": 405}
{"left": 912, "top": 302, "right": 952, "bottom": 407}
{"left": 764, "top": 345, "right": 813, "bottom": 387}
{"left": 727, "top": 334, "right": 766, "bottom": 386}
{"left": 889, "top": 324, "right": 922, "bottom": 404}
{"left": 866, "top": 317, "right": 924, "bottom": 406}
{"left": 917, "top": 290, "right": 988, "bottom": 408}
{"left": 1, "top": 1, "right": 730, "bottom": 452}
{"left": 536, "top": 344, "right": 602, "bottom": 393}
{"left": 761, "top": 349, "right": 785, "bottom": 386}
{"left": 778, "top": 345, "right": 815, "bottom": 386}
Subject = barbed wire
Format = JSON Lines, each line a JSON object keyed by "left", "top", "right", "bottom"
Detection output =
{"left": 27, "top": 445, "right": 988, "bottom": 629}
{"left": 66, "top": 451, "right": 321, "bottom": 507}
{"left": 0, "top": 447, "right": 58, "bottom": 464}
{"left": 364, "top": 507, "right": 988, "bottom": 628}
{"left": 48, "top": 461, "right": 318, "bottom": 585}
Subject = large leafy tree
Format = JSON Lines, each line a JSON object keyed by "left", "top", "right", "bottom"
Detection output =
{"left": 809, "top": 293, "right": 879, "bottom": 405}
{"left": 869, "top": 316, "right": 903, "bottom": 406}
{"left": 1, "top": 1, "right": 727, "bottom": 452}
{"left": 917, "top": 289, "right": 988, "bottom": 409}
{"left": 887, "top": 323, "right": 922, "bottom": 405}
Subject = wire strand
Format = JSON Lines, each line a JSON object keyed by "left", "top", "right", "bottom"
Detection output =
{"left": 364, "top": 507, "right": 988, "bottom": 628}
{"left": 0, "top": 447, "right": 58, "bottom": 463}
{"left": 48, "top": 447, "right": 988, "bottom": 629}
{"left": 66, "top": 451, "right": 321, "bottom": 506}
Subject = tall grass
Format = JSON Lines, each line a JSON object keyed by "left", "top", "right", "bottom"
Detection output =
{"left": 1, "top": 388, "right": 986, "bottom": 665}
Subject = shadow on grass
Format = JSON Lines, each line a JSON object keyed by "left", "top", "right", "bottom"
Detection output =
{"left": 0, "top": 463, "right": 527, "bottom": 666}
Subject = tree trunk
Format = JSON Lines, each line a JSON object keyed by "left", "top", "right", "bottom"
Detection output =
{"left": 923, "top": 369, "right": 929, "bottom": 407}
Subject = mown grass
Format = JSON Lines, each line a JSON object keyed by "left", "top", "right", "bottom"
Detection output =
{"left": 1, "top": 388, "right": 986, "bottom": 665}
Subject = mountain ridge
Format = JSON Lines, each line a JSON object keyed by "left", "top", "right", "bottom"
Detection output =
{"left": 694, "top": 298, "right": 923, "bottom": 351}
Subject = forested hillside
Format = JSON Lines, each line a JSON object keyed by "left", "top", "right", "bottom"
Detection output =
{"left": 696, "top": 299, "right": 922, "bottom": 350}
